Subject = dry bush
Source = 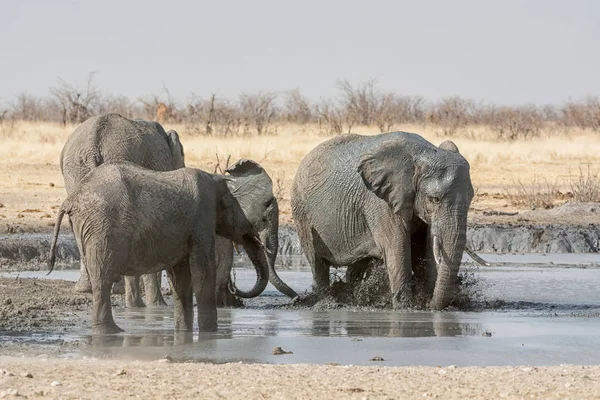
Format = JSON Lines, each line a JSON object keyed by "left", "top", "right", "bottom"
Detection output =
{"left": 273, "top": 170, "right": 286, "bottom": 203}
{"left": 569, "top": 165, "right": 600, "bottom": 202}
{"left": 428, "top": 97, "right": 473, "bottom": 136}
{"left": 239, "top": 92, "right": 278, "bottom": 135}
{"left": 506, "top": 176, "right": 560, "bottom": 209}
{"left": 49, "top": 73, "right": 101, "bottom": 126}
{"left": 561, "top": 97, "right": 600, "bottom": 132}
{"left": 316, "top": 99, "right": 346, "bottom": 135}
{"left": 283, "top": 89, "right": 313, "bottom": 125}
{"left": 484, "top": 105, "right": 543, "bottom": 140}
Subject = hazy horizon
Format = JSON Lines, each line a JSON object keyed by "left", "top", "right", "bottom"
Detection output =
{"left": 2, "top": 0, "right": 600, "bottom": 107}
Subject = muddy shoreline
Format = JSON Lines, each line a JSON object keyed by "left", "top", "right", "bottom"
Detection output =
{"left": 1, "top": 223, "right": 599, "bottom": 272}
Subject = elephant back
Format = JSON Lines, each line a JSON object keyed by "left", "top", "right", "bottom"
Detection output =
{"left": 61, "top": 113, "right": 182, "bottom": 193}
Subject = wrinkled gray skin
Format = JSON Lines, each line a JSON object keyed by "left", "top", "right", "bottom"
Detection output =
{"left": 214, "top": 161, "right": 298, "bottom": 305}
{"left": 291, "top": 132, "right": 475, "bottom": 310}
{"left": 49, "top": 163, "right": 273, "bottom": 334}
{"left": 60, "top": 113, "right": 184, "bottom": 307}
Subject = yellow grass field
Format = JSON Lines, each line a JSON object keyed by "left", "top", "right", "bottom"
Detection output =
{"left": 1, "top": 120, "right": 599, "bottom": 232}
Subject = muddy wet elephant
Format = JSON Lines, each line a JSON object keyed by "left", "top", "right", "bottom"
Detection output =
{"left": 291, "top": 131, "right": 487, "bottom": 310}
{"left": 60, "top": 113, "right": 184, "bottom": 307}
{"left": 214, "top": 160, "right": 298, "bottom": 306}
{"left": 49, "top": 162, "right": 274, "bottom": 333}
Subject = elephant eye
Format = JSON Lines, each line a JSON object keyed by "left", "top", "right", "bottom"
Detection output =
{"left": 264, "top": 198, "right": 274, "bottom": 208}
{"left": 428, "top": 196, "right": 441, "bottom": 204}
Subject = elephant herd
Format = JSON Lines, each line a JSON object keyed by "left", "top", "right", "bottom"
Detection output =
{"left": 48, "top": 113, "right": 487, "bottom": 334}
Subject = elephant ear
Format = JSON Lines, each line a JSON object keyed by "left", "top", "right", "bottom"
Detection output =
{"left": 225, "top": 159, "right": 268, "bottom": 179}
{"left": 357, "top": 141, "right": 417, "bottom": 216}
{"left": 166, "top": 130, "right": 185, "bottom": 168}
{"left": 438, "top": 140, "right": 460, "bottom": 154}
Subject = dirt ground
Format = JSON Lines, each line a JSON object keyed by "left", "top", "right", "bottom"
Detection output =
{"left": 0, "top": 357, "right": 599, "bottom": 399}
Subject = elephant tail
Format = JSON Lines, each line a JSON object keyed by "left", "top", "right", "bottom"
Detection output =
{"left": 48, "top": 202, "right": 70, "bottom": 275}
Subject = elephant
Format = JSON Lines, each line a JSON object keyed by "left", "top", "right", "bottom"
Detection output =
{"left": 213, "top": 160, "right": 298, "bottom": 305}
{"left": 291, "top": 131, "right": 487, "bottom": 311}
{"left": 61, "top": 113, "right": 297, "bottom": 308}
{"left": 48, "top": 162, "right": 274, "bottom": 333}
{"left": 60, "top": 113, "right": 185, "bottom": 307}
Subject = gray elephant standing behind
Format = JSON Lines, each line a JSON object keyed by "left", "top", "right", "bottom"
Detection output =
{"left": 61, "top": 113, "right": 184, "bottom": 307}
{"left": 292, "top": 131, "right": 483, "bottom": 310}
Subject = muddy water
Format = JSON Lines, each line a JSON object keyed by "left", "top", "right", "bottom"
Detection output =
{"left": 2, "top": 254, "right": 600, "bottom": 367}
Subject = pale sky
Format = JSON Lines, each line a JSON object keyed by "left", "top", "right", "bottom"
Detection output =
{"left": 1, "top": 0, "right": 599, "bottom": 106}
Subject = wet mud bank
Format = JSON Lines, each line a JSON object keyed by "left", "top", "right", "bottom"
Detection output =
{"left": 1, "top": 224, "right": 599, "bottom": 272}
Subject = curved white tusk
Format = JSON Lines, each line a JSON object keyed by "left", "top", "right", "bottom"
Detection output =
{"left": 464, "top": 247, "right": 491, "bottom": 266}
{"left": 433, "top": 235, "right": 443, "bottom": 265}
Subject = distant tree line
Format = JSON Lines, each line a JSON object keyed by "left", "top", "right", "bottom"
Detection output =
{"left": 2, "top": 74, "right": 600, "bottom": 140}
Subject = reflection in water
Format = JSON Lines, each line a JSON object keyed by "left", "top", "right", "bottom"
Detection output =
{"left": 80, "top": 307, "right": 484, "bottom": 349}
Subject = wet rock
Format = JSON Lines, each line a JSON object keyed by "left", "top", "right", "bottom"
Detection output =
{"left": 158, "top": 355, "right": 174, "bottom": 363}
{"left": 351, "top": 337, "right": 363, "bottom": 342}
{"left": 482, "top": 331, "right": 492, "bottom": 337}
{"left": 369, "top": 356, "right": 384, "bottom": 361}
{"left": 272, "top": 346, "right": 293, "bottom": 355}
{"left": 22, "top": 372, "right": 33, "bottom": 378}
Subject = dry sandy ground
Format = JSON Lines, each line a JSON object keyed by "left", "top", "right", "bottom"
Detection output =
{"left": 1, "top": 357, "right": 600, "bottom": 399}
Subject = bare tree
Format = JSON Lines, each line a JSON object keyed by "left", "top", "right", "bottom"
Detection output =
{"left": 49, "top": 72, "right": 100, "bottom": 126}
{"left": 10, "top": 93, "right": 47, "bottom": 121}
{"left": 239, "top": 92, "right": 278, "bottom": 135}
{"left": 484, "top": 105, "right": 543, "bottom": 140}
{"left": 283, "top": 88, "right": 313, "bottom": 124}
{"left": 428, "top": 97, "right": 473, "bottom": 136}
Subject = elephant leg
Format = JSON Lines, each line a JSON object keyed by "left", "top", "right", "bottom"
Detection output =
{"left": 168, "top": 261, "right": 193, "bottom": 331}
{"left": 87, "top": 257, "right": 123, "bottom": 334}
{"left": 375, "top": 226, "right": 413, "bottom": 309}
{"left": 112, "top": 276, "right": 125, "bottom": 294}
{"left": 71, "top": 219, "right": 93, "bottom": 294}
{"left": 311, "top": 257, "right": 331, "bottom": 294}
{"left": 189, "top": 241, "right": 217, "bottom": 332}
{"left": 125, "top": 276, "right": 145, "bottom": 308}
{"left": 142, "top": 272, "right": 167, "bottom": 307}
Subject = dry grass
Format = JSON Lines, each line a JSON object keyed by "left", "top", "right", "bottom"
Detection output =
{"left": 1, "top": 120, "right": 600, "bottom": 231}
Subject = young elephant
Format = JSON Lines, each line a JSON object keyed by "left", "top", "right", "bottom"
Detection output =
{"left": 48, "top": 162, "right": 272, "bottom": 333}
{"left": 61, "top": 113, "right": 185, "bottom": 307}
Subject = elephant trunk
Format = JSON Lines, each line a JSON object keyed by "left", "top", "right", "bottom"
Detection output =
{"left": 233, "top": 235, "right": 270, "bottom": 298}
{"left": 429, "top": 208, "right": 468, "bottom": 310}
{"left": 262, "top": 200, "right": 299, "bottom": 300}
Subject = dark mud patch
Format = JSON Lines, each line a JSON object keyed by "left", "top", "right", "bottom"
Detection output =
{"left": 293, "top": 264, "right": 485, "bottom": 312}
{"left": 0, "top": 277, "right": 91, "bottom": 332}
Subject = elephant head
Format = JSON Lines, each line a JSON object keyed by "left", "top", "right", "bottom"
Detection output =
{"left": 358, "top": 138, "right": 474, "bottom": 310}
{"left": 217, "top": 159, "right": 297, "bottom": 299}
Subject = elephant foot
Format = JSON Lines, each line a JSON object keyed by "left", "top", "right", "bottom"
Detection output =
{"left": 92, "top": 323, "right": 124, "bottom": 335}
{"left": 126, "top": 297, "right": 146, "bottom": 308}
{"left": 73, "top": 277, "right": 93, "bottom": 294}
{"left": 146, "top": 297, "right": 168, "bottom": 307}
{"left": 112, "top": 279, "right": 126, "bottom": 295}
{"left": 392, "top": 288, "right": 414, "bottom": 310}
